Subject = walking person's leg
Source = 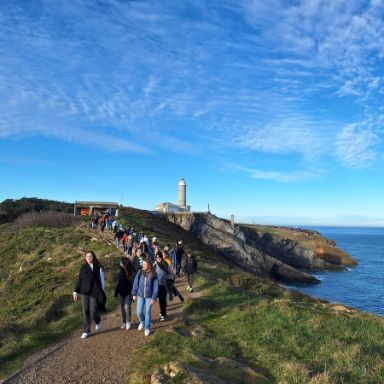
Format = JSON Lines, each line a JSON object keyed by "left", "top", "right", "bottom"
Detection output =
{"left": 158, "top": 285, "right": 167, "bottom": 319}
{"left": 81, "top": 294, "right": 91, "bottom": 334}
{"left": 125, "top": 295, "right": 132, "bottom": 329}
{"left": 90, "top": 295, "right": 101, "bottom": 331}
{"left": 188, "top": 273, "right": 193, "bottom": 287}
{"left": 144, "top": 298, "right": 152, "bottom": 334}
{"left": 118, "top": 294, "right": 127, "bottom": 326}
{"left": 136, "top": 296, "right": 145, "bottom": 329}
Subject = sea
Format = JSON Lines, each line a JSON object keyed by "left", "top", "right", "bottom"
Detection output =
{"left": 286, "top": 226, "right": 384, "bottom": 317}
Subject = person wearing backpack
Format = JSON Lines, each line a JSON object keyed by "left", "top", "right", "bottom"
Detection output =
{"left": 131, "top": 255, "right": 159, "bottom": 336}
{"left": 114, "top": 256, "right": 134, "bottom": 330}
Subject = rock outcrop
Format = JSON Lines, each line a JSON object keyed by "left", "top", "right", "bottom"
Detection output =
{"left": 166, "top": 213, "right": 357, "bottom": 285}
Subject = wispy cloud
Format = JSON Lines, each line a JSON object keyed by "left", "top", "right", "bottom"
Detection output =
{"left": 231, "top": 165, "right": 322, "bottom": 183}
{"left": 0, "top": 0, "right": 383, "bottom": 171}
{"left": 335, "top": 122, "right": 379, "bottom": 168}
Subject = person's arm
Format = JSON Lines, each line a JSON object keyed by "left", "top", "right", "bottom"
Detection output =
{"left": 73, "top": 267, "right": 82, "bottom": 301}
{"left": 100, "top": 269, "right": 105, "bottom": 290}
{"left": 131, "top": 271, "right": 140, "bottom": 300}
{"left": 151, "top": 276, "right": 159, "bottom": 304}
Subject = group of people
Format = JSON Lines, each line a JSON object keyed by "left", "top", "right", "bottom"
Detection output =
{"left": 73, "top": 235, "right": 198, "bottom": 339}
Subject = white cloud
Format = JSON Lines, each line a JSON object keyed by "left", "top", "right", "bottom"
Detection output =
{"left": 233, "top": 165, "right": 322, "bottom": 183}
{"left": 335, "top": 122, "right": 379, "bottom": 168}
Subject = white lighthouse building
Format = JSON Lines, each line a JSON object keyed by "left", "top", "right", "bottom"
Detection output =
{"left": 155, "top": 178, "right": 191, "bottom": 213}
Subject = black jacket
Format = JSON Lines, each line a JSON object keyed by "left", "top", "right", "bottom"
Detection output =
{"left": 114, "top": 268, "right": 133, "bottom": 297}
{"left": 75, "top": 263, "right": 102, "bottom": 297}
{"left": 176, "top": 244, "right": 184, "bottom": 259}
{"left": 184, "top": 256, "right": 197, "bottom": 274}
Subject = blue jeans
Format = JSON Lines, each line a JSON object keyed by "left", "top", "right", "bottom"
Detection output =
{"left": 136, "top": 296, "right": 152, "bottom": 330}
{"left": 118, "top": 294, "right": 132, "bottom": 323}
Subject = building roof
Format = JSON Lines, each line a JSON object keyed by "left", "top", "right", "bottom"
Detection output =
{"left": 74, "top": 201, "right": 119, "bottom": 207}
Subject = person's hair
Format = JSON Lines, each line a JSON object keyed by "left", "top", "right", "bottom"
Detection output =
{"left": 162, "top": 249, "right": 169, "bottom": 257}
{"left": 186, "top": 249, "right": 193, "bottom": 256}
{"left": 85, "top": 250, "right": 104, "bottom": 270}
{"left": 121, "top": 256, "right": 134, "bottom": 276}
{"left": 156, "top": 257, "right": 168, "bottom": 272}
{"left": 142, "top": 256, "right": 156, "bottom": 278}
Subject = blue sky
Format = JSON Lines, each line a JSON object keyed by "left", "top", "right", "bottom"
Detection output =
{"left": 1, "top": 0, "right": 384, "bottom": 226}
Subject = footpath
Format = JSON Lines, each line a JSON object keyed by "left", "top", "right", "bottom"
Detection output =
{"left": 4, "top": 277, "right": 193, "bottom": 384}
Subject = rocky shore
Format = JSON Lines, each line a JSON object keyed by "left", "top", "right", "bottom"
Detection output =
{"left": 166, "top": 212, "right": 357, "bottom": 284}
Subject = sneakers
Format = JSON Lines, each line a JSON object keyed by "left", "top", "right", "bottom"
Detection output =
{"left": 159, "top": 315, "right": 166, "bottom": 321}
{"left": 138, "top": 322, "right": 144, "bottom": 331}
{"left": 126, "top": 322, "right": 131, "bottom": 330}
{"left": 95, "top": 322, "right": 102, "bottom": 332}
{"left": 120, "top": 322, "right": 126, "bottom": 329}
{"left": 187, "top": 286, "right": 193, "bottom": 293}
{"left": 81, "top": 332, "right": 90, "bottom": 339}
{"left": 144, "top": 329, "right": 150, "bottom": 336}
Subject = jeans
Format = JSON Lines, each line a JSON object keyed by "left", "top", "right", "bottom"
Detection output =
{"left": 187, "top": 273, "right": 194, "bottom": 287}
{"left": 118, "top": 294, "right": 132, "bottom": 323}
{"left": 158, "top": 285, "right": 167, "bottom": 317}
{"left": 136, "top": 296, "right": 153, "bottom": 330}
{"left": 115, "top": 237, "right": 120, "bottom": 248}
{"left": 81, "top": 294, "right": 101, "bottom": 333}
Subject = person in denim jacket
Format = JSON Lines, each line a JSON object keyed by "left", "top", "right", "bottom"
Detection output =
{"left": 131, "top": 255, "right": 158, "bottom": 336}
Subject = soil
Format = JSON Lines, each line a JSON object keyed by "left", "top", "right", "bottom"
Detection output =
{"left": 4, "top": 277, "right": 193, "bottom": 384}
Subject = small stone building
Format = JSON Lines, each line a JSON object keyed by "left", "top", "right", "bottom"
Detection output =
{"left": 74, "top": 201, "right": 119, "bottom": 216}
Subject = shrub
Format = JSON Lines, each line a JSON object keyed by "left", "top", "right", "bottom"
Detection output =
{"left": 12, "top": 211, "right": 81, "bottom": 229}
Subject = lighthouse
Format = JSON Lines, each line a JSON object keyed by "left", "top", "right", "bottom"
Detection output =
{"left": 178, "top": 178, "right": 187, "bottom": 208}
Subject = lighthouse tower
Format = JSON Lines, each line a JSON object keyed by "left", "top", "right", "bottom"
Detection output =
{"left": 178, "top": 178, "right": 187, "bottom": 209}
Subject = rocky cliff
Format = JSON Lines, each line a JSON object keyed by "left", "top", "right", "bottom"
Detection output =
{"left": 166, "top": 212, "right": 357, "bottom": 284}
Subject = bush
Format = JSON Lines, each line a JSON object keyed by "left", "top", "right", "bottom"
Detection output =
{"left": 12, "top": 211, "right": 81, "bottom": 229}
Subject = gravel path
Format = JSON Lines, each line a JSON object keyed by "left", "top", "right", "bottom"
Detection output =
{"left": 4, "top": 278, "right": 190, "bottom": 384}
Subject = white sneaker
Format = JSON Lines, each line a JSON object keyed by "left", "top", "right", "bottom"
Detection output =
{"left": 95, "top": 323, "right": 102, "bottom": 332}
{"left": 126, "top": 322, "right": 131, "bottom": 330}
{"left": 138, "top": 322, "right": 144, "bottom": 331}
{"left": 120, "top": 323, "right": 126, "bottom": 329}
{"left": 81, "top": 332, "right": 90, "bottom": 339}
{"left": 144, "top": 329, "right": 150, "bottom": 336}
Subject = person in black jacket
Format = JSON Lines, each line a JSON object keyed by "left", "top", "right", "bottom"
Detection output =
{"left": 183, "top": 249, "right": 197, "bottom": 292}
{"left": 73, "top": 251, "right": 105, "bottom": 339}
{"left": 114, "top": 257, "right": 134, "bottom": 330}
{"left": 175, "top": 240, "right": 184, "bottom": 275}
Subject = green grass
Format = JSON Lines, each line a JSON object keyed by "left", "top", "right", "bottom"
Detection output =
{"left": 0, "top": 222, "right": 122, "bottom": 378}
{"left": 127, "top": 267, "right": 384, "bottom": 384}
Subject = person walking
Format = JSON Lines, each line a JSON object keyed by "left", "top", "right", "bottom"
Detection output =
{"left": 114, "top": 256, "right": 134, "bottom": 330}
{"left": 184, "top": 249, "right": 198, "bottom": 292}
{"left": 73, "top": 251, "right": 105, "bottom": 339}
{"left": 131, "top": 256, "right": 158, "bottom": 336}
{"left": 175, "top": 240, "right": 184, "bottom": 275}
{"left": 154, "top": 251, "right": 169, "bottom": 321}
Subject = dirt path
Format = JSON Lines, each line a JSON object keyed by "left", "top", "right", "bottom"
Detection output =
{"left": 4, "top": 277, "right": 193, "bottom": 384}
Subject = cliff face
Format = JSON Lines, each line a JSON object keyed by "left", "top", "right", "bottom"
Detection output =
{"left": 166, "top": 213, "right": 357, "bottom": 284}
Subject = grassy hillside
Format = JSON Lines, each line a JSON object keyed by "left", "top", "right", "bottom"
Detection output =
{"left": 0, "top": 206, "right": 233, "bottom": 379}
{"left": 128, "top": 266, "right": 384, "bottom": 383}
{"left": 1, "top": 204, "right": 384, "bottom": 383}
{"left": 0, "top": 218, "right": 120, "bottom": 377}
{"left": 0, "top": 197, "right": 73, "bottom": 224}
